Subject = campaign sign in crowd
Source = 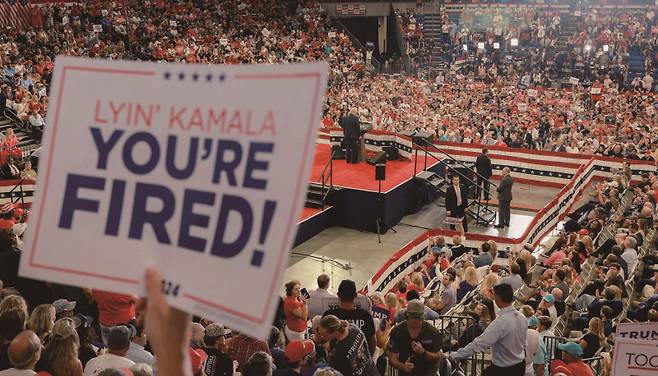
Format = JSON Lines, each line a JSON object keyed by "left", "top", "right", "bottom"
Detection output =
{"left": 18, "top": 57, "right": 328, "bottom": 340}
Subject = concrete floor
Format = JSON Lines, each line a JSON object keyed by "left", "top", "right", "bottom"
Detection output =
{"left": 284, "top": 183, "right": 561, "bottom": 291}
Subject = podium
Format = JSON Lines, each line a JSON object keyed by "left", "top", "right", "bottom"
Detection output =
{"left": 358, "top": 122, "right": 373, "bottom": 162}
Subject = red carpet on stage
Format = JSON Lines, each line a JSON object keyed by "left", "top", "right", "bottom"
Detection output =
{"left": 309, "top": 144, "right": 437, "bottom": 192}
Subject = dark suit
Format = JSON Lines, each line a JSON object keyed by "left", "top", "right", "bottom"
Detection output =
{"left": 446, "top": 183, "right": 469, "bottom": 231}
{"left": 497, "top": 174, "right": 513, "bottom": 226}
{"left": 342, "top": 114, "right": 361, "bottom": 163}
{"left": 0, "top": 92, "right": 6, "bottom": 114}
{"left": 475, "top": 153, "right": 493, "bottom": 200}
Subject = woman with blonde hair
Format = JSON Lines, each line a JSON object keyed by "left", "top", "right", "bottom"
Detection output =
{"left": 581, "top": 235, "right": 594, "bottom": 253}
{"left": 479, "top": 273, "right": 499, "bottom": 300}
{"left": 457, "top": 266, "right": 478, "bottom": 302}
{"left": 27, "top": 304, "right": 56, "bottom": 341}
{"left": 319, "top": 315, "right": 377, "bottom": 375}
{"left": 36, "top": 318, "right": 83, "bottom": 375}
{"left": 516, "top": 248, "right": 532, "bottom": 281}
{"left": 408, "top": 273, "right": 425, "bottom": 294}
{"left": 370, "top": 292, "right": 384, "bottom": 306}
{"left": 384, "top": 292, "right": 399, "bottom": 323}
{"left": 0, "top": 295, "right": 28, "bottom": 318}
{"left": 518, "top": 249, "right": 533, "bottom": 272}
{"left": 451, "top": 235, "right": 466, "bottom": 260}
{"left": 580, "top": 317, "right": 606, "bottom": 358}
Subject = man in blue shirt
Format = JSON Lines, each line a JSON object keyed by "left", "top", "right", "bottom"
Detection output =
{"left": 448, "top": 282, "right": 526, "bottom": 376}
{"left": 2, "top": 66, "right": 16, "bottom": 84}
{"left": 474, "top": 242, "right": 493, "bottom": 267}
{"left": 20, "top": 74, "right": 32, "bottom": 90}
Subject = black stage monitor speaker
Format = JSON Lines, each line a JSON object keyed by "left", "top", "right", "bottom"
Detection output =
{"left": 383, "top": 146, "right": 398, "bottom": 160}
{"left": 331, "top": 145, "right": 345, "bottom": 159}
{"left": 375, "top": 163, "right": 386, "bottom": 181}
{"left": 367, "top": 151, "right": 387, "bottom": 165}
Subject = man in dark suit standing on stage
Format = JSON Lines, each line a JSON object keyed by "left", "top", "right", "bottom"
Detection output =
{"left": 342, "top": 107, "right": 361, "bottom": 164}
{"left": 475, "top": 148, "right": 493, "bottom": 200}
{"left": 495, "top": 167, "right": 513, "bottom": 228}
{"left": 446, "top": 175, "right": 469, "bottom": 232}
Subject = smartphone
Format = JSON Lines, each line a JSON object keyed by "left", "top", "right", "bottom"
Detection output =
{"left": 300, "top": 288, "right": 311, "bottom": 300}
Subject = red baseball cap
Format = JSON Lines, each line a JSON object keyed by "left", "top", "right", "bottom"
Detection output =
{"left": 285, "top": 340, "right": 315, "bottom": 363}
{"left": 189, "top": 348, "right": 208, "bottom": 374}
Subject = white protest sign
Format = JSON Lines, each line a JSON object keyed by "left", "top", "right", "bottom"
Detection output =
{"left": 92, "top": 25, "right": 103, "bottom": 33}
{"left": 569, "top": 77, "right": 580, "bottom": 85}
{"left": 169, "top": 20, "right": 177, "bottom": 27}
{"left": 527, "top": 89, "right": 538, "bottom": 97}
{"left": 320, "top": 296, "right": 372, "bottom": 313}
{"left": 19, "top": 57, "right": 328, "bottom": 340}
{"left": 612, "top": 338, "right": 658, "bottom": 376}
{"left": 616, "top": 322, "right": 658, "bottom": 342}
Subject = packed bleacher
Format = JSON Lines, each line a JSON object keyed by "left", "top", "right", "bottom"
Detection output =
{"left": 0, "top": 0, "right": 657, "bottom": 375}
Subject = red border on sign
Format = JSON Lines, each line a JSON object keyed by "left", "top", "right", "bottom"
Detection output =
{"left": 29, "top": 65, "right": 323, "bottom": 324}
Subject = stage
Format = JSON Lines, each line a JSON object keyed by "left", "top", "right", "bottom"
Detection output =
{"left": 294, "top": 144, "right": 442, "bottom": 241}
{"left": 308, "top": 144, "right": 438, "bottom": 193}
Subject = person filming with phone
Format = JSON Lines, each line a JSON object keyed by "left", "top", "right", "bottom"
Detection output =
{"left": 284, "top": 280, "right": 309, "bottom": 341}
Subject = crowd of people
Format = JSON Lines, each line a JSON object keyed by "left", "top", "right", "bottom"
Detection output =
{"left": 1, "top": 1, "right": 657, "bottom": 172}
{"left": 0, "top": 0, "right": 366, "bottom": 181}
{"left": 4, "top": 161, "right": 653, "bottom": 376}
{"left": 397, "top": 8, "right": 425, "bottom": 67}
{"left": 323, "top": 7, "right": 658, "bottom": 160}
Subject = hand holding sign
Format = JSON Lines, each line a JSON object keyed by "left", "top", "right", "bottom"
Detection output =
{"left": 20, "top": 57, "right": 328, "bottom": 339}
{"left": 139, "top": 268, "right": 192, "bottom": 376}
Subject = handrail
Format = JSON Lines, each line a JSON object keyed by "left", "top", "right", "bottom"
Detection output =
{"left": 320, "top": 149, "right": 336, "bottom": 209}
{"left": 415, "top": 139, "right": 497, "bottom": 200}
{"left": 2, "top": 109, "right": 24, "bottom": 128}
{"left": 418, "top": 138, "right": 499, "bottom": 190}
{"left": 330, "top": 19, "right": 382, "bottom": 72}
{"left": 320, "top": 150, "right": 336, "bottom": 187}
{"left": 8, "top": 179, "right": 26, "bottom": 207}
{"left": 390, "top": 6, "right": 411, "bottom": 75}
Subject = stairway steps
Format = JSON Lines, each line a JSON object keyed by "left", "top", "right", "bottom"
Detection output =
{"left": 0, "top": 116, "right": 40, "bottom": 152}
{"left": 304, "top": 182, "right": 337, "bottom": 209}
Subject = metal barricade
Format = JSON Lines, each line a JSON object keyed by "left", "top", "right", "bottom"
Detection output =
{"left": 463, "top": 352, "right": 487, "bottom": 376}
{"left": 543, "top": 336, "right": 567, "bottom": 365}
{"left": 434, "top": 315, "right": 472, "bottom": 351}
{"left": 583, "top": 355, "right": 604, "bottom": 375}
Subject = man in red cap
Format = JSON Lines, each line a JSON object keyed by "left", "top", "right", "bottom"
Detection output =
{"left": 0, "top": 203, "right": 16, "bottom": 230}
{"left": 278, "top": 340, "right": 321, "bottom": 376}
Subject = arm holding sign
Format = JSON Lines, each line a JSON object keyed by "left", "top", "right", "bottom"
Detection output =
{"left": 376, "top": 319, "right": 392, "bottom": 349}
{"left": 141, "top": 268, "right": 193, "bottom": 376}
